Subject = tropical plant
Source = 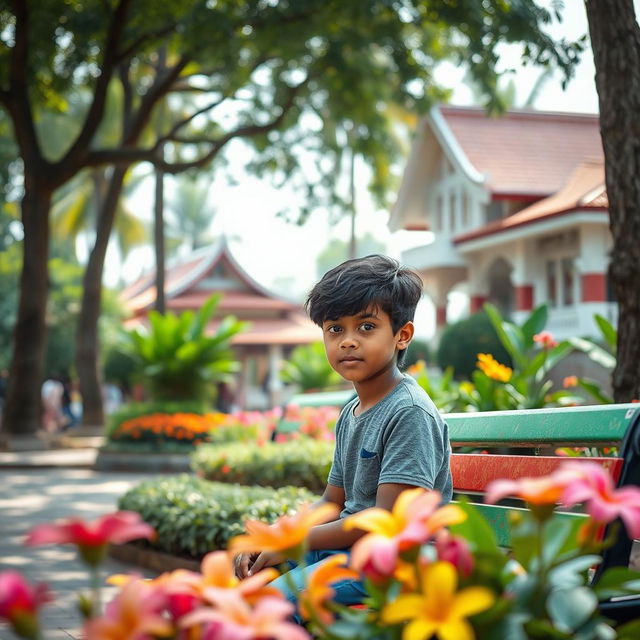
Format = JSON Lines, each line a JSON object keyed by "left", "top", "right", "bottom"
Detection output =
{"left": 460, "top": 304, "right": 581, "bottom": 411}
{"left": 407, "top": 360, "right": 468, "bottom": 413}
{"left": 280, "top": 342, "right": 342, "bottom": 392}
{"left": 123, "top": 294, "right": 246, "bottom": 402}
{"left": 437, "top": 311, "right": 513, "bottom": 379}
{"left": 567, "top": 314, "right": 617, "bottom": 404}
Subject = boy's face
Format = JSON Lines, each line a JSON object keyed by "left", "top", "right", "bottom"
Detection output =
{"left": 321, "top": 306, "right": 413, "bottom": 384}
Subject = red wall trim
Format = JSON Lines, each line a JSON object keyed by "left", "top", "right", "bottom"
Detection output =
{"left": 436, "top": 306, "right": 447, "bottom": 326}
{"left": 470, "top": 295, "right": 487, "bottom": 313}
{"left": 582, "top": 273, "right": 606, "bottom": 302}
{"left": 515, "top": 285, "right": 534, "bottom": 311}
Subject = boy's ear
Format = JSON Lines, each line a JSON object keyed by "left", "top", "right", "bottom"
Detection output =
{"left": 396, "top": 321, "right": 415, "bottom": 352}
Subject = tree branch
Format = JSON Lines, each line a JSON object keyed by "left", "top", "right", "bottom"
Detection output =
{"left": 55, "top": 0, "right": 134, "bottom": 183}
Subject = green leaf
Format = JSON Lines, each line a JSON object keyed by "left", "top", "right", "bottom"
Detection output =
{"left": 593, "top": 566, "right": 640, "bottom": 599}
{"left": 547, "top": 587, "right": 598, "bottom": 632}
{"left": 449, "top": 498, "right": 500, "bottom": 555}
{"left": 521, "top": 304, "right": 549, "bottom": 347}
{"left": 484, "top": 303, "right": 526, "bottom": 368}
{"left": 568, "top": 337, "right": 616, "bottom": 370}
{"left": 594, "top": 314, "right": 617, "bottom": 350}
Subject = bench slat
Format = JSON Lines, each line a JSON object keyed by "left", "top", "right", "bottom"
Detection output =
{"left": 468, "top": 503, "right": 587, "bottom": 547}
{"left": 451, "top": 454, "right": 624, "bottom": 491}
{"left": 447, "top": 404, "right": 639, "bottom": 447}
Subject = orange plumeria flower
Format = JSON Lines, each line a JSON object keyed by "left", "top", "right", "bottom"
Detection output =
{"left": 299, "top": 554, "right": 359, "bottom": 625}
{"left": 485, "top": 474, "right": 571, "bottom": 506}
{"left": 229, "top": 503, "right": 339, "bottom": 560}
{"left": 173, "top": 551, "right": 280, "bottom": 605}
{"left": 563, "top": 375, "right": 579, "bottom": 388}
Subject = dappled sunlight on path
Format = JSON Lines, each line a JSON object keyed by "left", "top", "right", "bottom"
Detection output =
{"left": 0, "top": 469, "right": 158, "bottom": 639}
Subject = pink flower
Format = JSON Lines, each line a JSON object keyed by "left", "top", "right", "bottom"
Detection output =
{"left": 0, "top": 571, "right": 51, "bottom": 639}
{"left": 559, "top": 461, "right": 640, "bottom": 538}
{"left": 26, "top": 512, "right": 155, "bottom": 566}
{"left": 83, "top": 578, "right": 173, "bottom": 640}
{"left": 180, "top": 591, "right": 309, "bottom": 640}
{"left": 344, "top": 488, "right": 465, "bottom": 578}
{"left": 435, "top": 530, "right": 474, "bottom": 577}
{"left": 533, "top": 331, "right": 558, "bottom": 349}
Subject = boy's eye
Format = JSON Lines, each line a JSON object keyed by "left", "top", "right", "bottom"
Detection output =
{"left": 359, "top": 322, "right": 375, "bottom": 331}
{"left": 326, "top": 325, "right": 342, "bottom": 333}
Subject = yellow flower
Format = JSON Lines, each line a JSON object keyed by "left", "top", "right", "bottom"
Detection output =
{"left": 229, "top": 503, "right": 339, "bottom": 559}
{"left": 382, "top": 561, "right": 494, "bottom": 640}
{"left": 476, "top": 353, "right": 512, "bottom": 382}
{"left": 299, "top": 553, "right": 359, "bottom": 625}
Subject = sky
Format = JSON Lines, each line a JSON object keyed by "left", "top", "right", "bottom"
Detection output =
{"left": 105, "top": 1, "right": 636, "bottom": 338}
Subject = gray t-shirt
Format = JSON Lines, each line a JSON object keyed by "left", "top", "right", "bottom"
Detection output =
{"left": 328, "top": 375, "right": 453, "bottom": 517}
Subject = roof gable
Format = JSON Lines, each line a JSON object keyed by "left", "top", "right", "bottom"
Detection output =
{"left": 440, "top": 106, "right": 603, "bottom": 196}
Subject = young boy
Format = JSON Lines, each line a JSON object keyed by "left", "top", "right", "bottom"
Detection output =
{"left": 235, "top": 254, "right": 453, "bottom": 611}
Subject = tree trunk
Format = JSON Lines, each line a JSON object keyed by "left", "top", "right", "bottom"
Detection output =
{"left": 154, "top": 164, "right": 166, "bottom": 314}
{"left": 585, "top": 0, "right": 640, "bottom": 402}
{"left": 1, "top": 181, "right": 52, "bottom": 435}
{"left": 75, "top": 167, "right": 127, "bottom": 427}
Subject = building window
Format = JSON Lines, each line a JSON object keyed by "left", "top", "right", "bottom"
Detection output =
{"left": 461, "top": 191, "right": 469, "bottom": 228}
{"left": 485, "top": 200, "right": 504, "bottom": 223}
{"left": 449, "top": 192, "right": 456, "bottom": 232}
{"left": 561, "top": 257, "right": 575, "bottom": 306}
{"left": 434, "top": 195, "right": 442, "bottom": 232}
{"left": 546, "top": 260, "right": 557, "bottom": 308}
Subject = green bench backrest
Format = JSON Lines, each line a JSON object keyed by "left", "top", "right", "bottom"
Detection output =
{"left": 443, "top": 404, "right": 640, "bottom": 546}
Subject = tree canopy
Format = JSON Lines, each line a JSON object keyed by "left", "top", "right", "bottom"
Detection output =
{"left": 0, "top": 0, "right": 586, "bottom": 433}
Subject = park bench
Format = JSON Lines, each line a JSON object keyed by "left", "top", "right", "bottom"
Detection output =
{"left": 276, "top": 394, "right": 640, "bottom": 621}
{"left": 447, "top": 402, "right": 640, "bottom": 623}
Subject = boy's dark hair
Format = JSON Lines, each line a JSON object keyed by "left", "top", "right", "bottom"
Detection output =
{"left": 306, "top": 255, "right": 423, "bottom": 366}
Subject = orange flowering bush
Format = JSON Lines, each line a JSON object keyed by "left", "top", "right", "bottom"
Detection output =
{"left": 5, "top": 465, "right": 640, "bottom": 640}
{"left": 108, "top": 411, "right": 229, "bottom": 448}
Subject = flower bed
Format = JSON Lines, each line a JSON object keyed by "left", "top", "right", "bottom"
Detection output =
{"left": 190, "top": 439, "right": 334, "bottom": 491}
{"left": 103, "top": 402, "right": 229, "bottom": 452}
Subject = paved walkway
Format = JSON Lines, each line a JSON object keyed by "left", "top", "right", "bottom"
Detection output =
{"left": 0, "top": 457, "right": 158, "bottom": 639}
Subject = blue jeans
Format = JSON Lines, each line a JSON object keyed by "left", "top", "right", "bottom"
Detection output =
{"left": 270, "top": 549, "right": 367, "bottom": 624}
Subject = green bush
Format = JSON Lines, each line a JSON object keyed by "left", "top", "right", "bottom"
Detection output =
{"left": 437, "top": 310, "right": 512, "bottom": 379}
{"left": 118, "top": 475, "right": 318, "bottom": 559}
{"left": 404, "top": 338, "right": 432, "bottom": 367}
{"left": 191, "top": 439, "right": 334, "bottom": 492}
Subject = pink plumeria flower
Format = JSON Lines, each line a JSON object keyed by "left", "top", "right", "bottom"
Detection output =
{"left": 344, "top": 488, "right": 465, "bottom": 578}
{"left": 435, "top": 530, "right": 475, "bottom": 577}
{"left": 181, "top": 591, "right": 309, "bottom": 640}
{"left": 83, "top": 578, "right": 173, "bottom": 640}
{"left": 533, "top": 331, "right": 558, "bottom": 349}
{"left": 0, "top": 571, "right": 51, "bottom": 640}
{"left": 26, "top": 511, "right": 155, "bottom": 567}
{"left": 559, "top": 461, "right": 640, "bottom": 538}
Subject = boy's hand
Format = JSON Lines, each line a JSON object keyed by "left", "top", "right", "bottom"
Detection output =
{"left": 234, "top": 552, "right": 258, "bottom": 579}
{"left": 246, "top": 550, "right": 286, "bottom": 575}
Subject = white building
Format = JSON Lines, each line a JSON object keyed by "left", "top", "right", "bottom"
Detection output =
{"left": 390, "top": 106, "right": 616, "bottom": 341}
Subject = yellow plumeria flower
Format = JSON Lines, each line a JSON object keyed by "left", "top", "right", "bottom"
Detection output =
{"left": 382, "top": 561, "right": 495, "bottom": 640}
{"left": 476, "top": 353, "right": 512, "bottom": 382}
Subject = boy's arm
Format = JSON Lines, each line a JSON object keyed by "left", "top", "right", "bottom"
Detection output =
{"left": 240, "top": 483, "right": 414, "bottom": 575}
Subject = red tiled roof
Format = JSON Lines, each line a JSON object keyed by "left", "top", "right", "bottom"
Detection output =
{"left": 123, "top": 313, "right": 321, "bottom": 346}
{"left": 441, "top": 106, "right": 603, "bottom": 196}
{"left": 455, "top": 160, "right": 608, "bottom": 244}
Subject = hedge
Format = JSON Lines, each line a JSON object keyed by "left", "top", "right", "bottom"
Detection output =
{"left": 191, "top": 439, "right": 334, "bottom": 491}
{"left": 117, "top": 475, "right": 319, "bottom": 559}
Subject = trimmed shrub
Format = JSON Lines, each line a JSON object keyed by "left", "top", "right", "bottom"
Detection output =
{"left": 437, "top": 311, "right": 512, "bottom": 379}
{"left": 118, "top": 475, "right": 318, "bottom": 559}
{"left": 191, "top": 439, "right": 334, "bottom": 491}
